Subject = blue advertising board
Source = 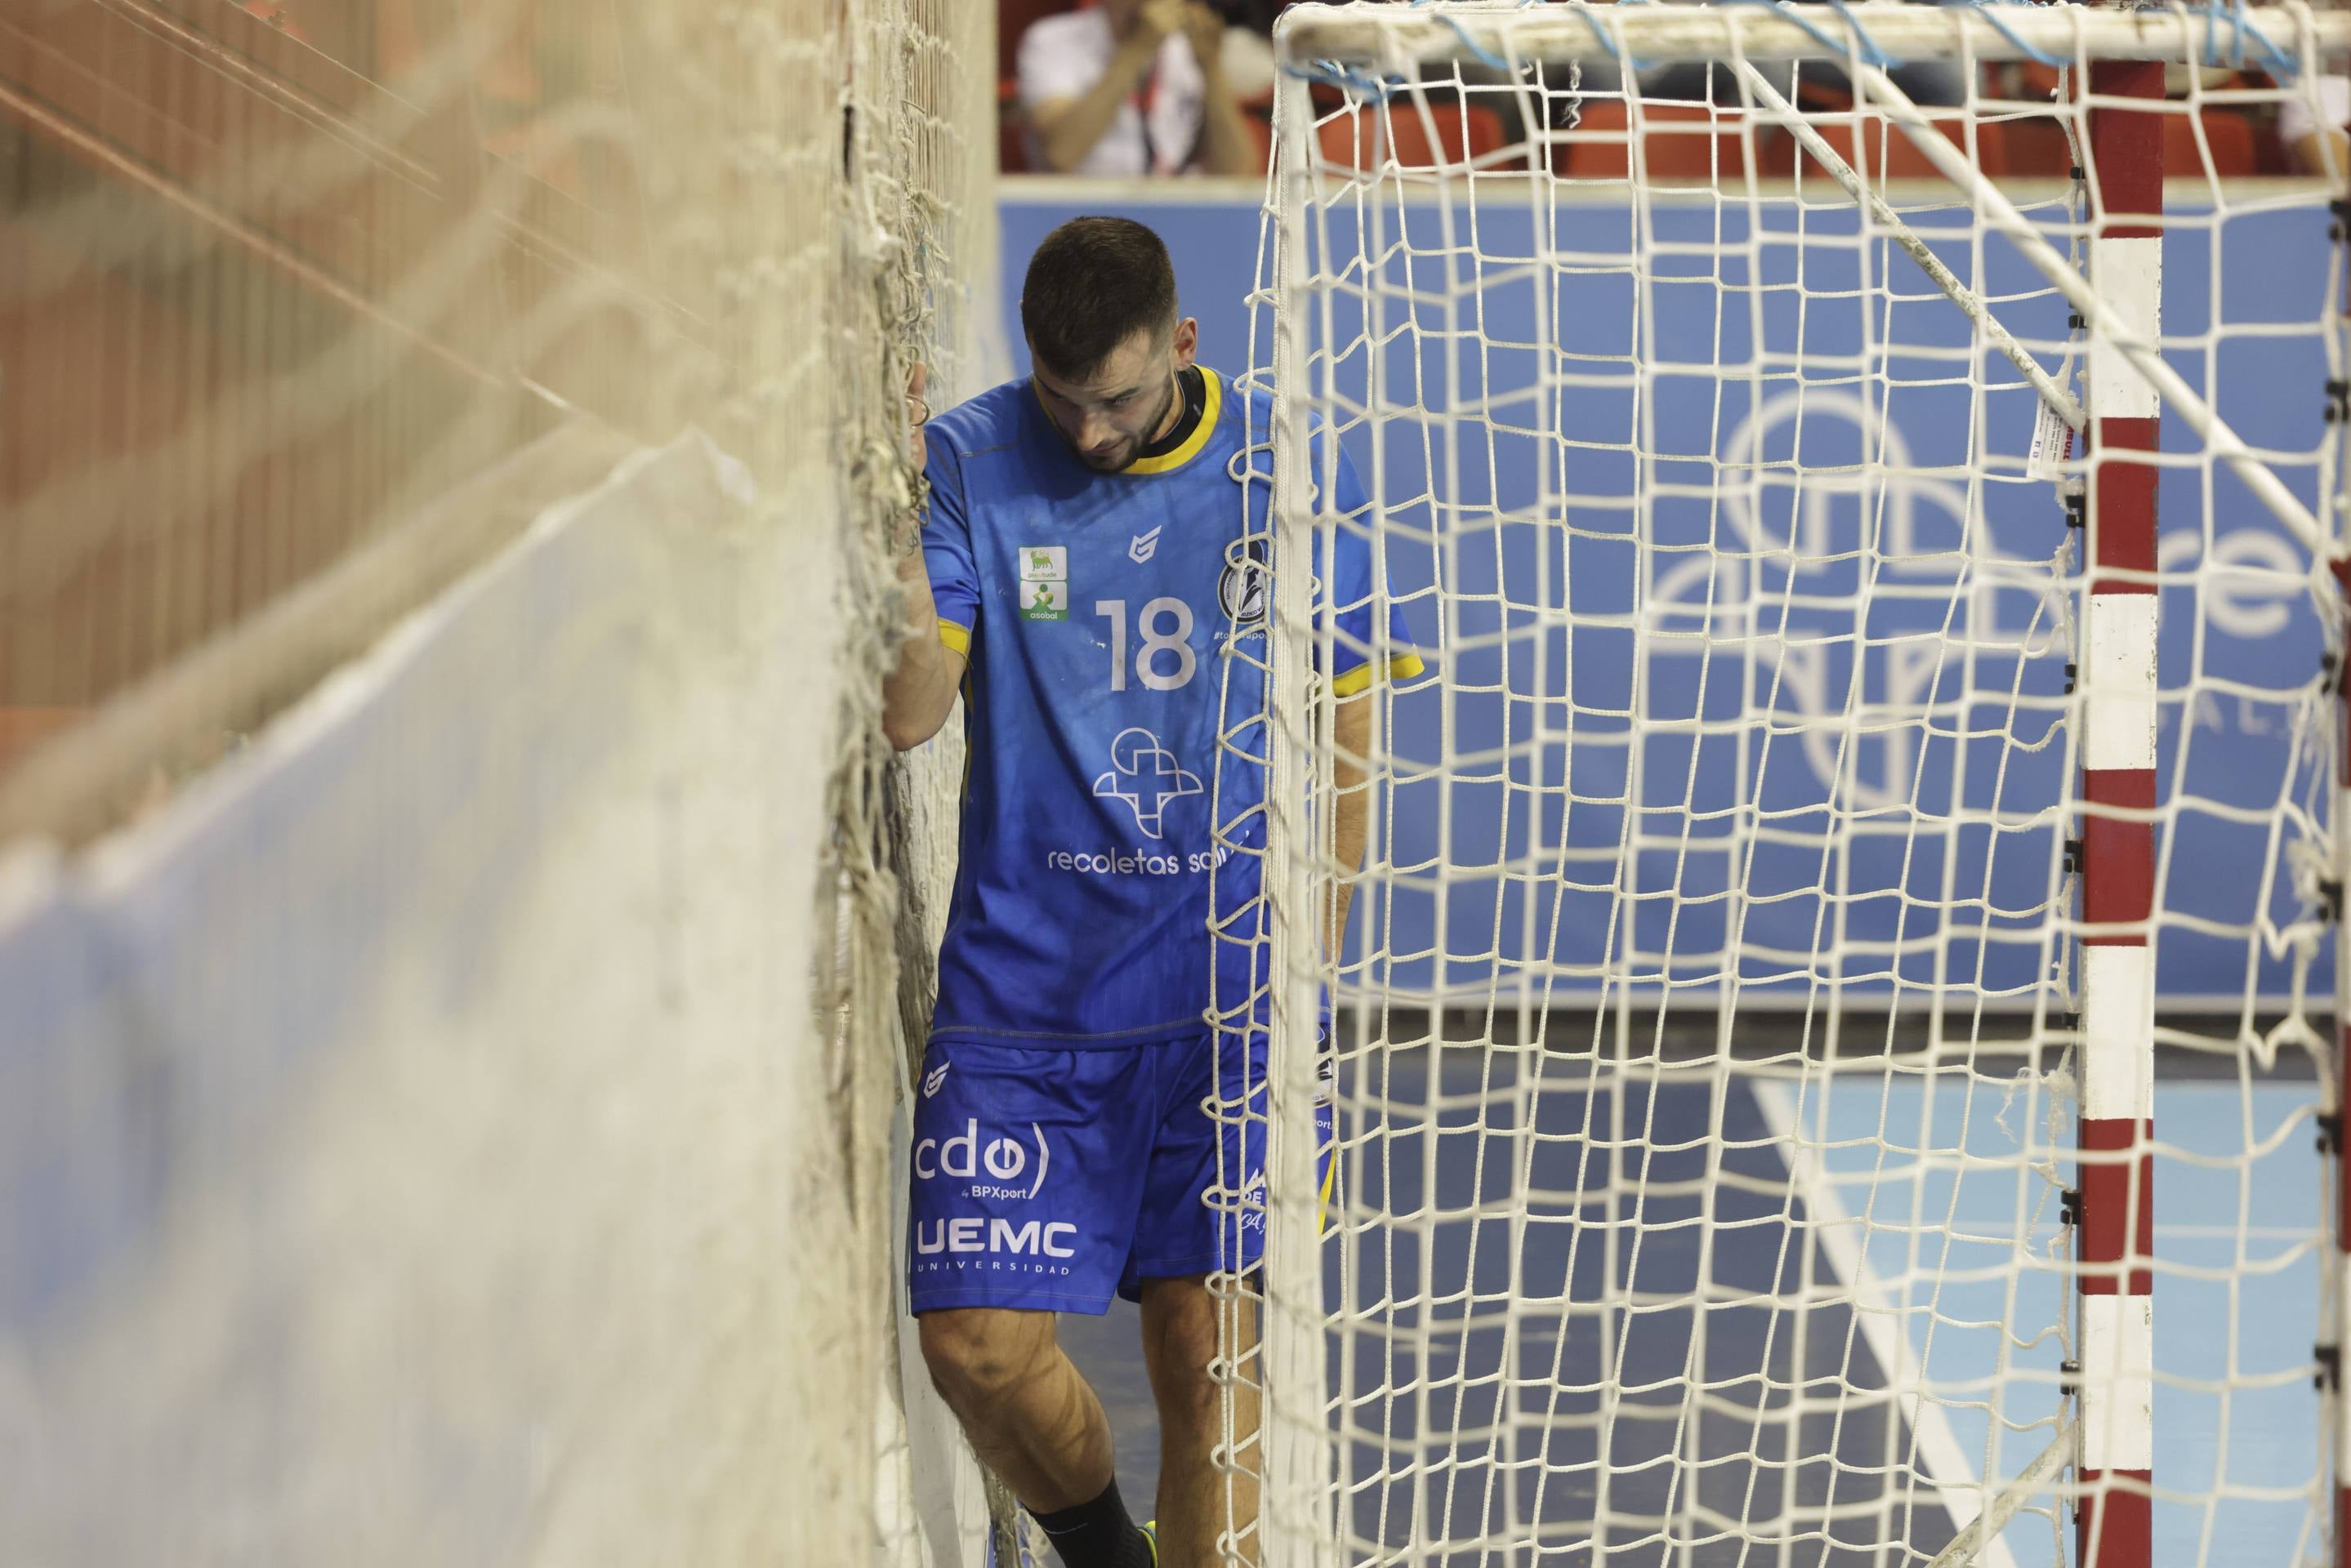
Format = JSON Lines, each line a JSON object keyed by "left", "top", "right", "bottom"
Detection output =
{"left": 1002, "top": 187, "right": 2340, "bottom": 1006}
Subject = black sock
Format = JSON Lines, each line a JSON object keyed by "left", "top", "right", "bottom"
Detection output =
{"left": 1032, "top": 1477, "right": 1152, "bottom": 1568}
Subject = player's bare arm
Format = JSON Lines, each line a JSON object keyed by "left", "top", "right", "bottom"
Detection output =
{"left": 1327, "top": 691, "right": 1373, "bottom": 961}
{"left": 881, "top": 546, "right": 966, "bottom": 751}
{"left": 883, "top": 361, "right": 966, "bottom": 751}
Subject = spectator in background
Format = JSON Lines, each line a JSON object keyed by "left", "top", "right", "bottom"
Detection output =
{"left": 2281, "top": 75, "right": 2350, "bottom": 177}
{"left": 1203, "top": 0, "right": 1279, "bottom": 104}
{"left": 1020, "top": 0, "right": 1257, "bottom": 176}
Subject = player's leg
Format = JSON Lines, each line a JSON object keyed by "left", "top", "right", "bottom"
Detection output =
{"left": 1137, "top": 1272, "right": 1258, "bottom": 1567}
{"left": 908, "top": 1040, "right": 1160, "bottom": 1567}
{"left": 918, "top": 1310, "right": 1155, "bottom": 1566}
{"left": 919, "top": 1307, "right": 1113, "bottom": 1506}
{"left": 1120, "top": 1027, "right": 1281, "bottom": 1566}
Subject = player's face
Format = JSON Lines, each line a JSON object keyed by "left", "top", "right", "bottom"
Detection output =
{"left": 1032, "top": 318, "right": 1199, "bottom": 473}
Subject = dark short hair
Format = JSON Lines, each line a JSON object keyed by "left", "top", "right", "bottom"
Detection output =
{"left": 1020, "top": 216, "right": 1178, "bottom": 381}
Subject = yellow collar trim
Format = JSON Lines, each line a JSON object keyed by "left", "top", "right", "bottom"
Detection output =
{"left": 1031, "top": 367, "right": 1225, "bottom": 479}
{"left": 1123, "top": 366, "right": 1221, "bottom": 475}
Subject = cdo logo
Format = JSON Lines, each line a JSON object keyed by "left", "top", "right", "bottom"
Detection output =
{"left": 915, "top": 1118, "right": 1051, "bottom": 1200}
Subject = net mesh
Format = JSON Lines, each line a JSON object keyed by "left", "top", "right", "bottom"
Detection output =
{"left": 1, "top": 0, "right": 996, "bottom": 1559}
{"left": 1230, "top": 7, "right": 2348, "bottom": 1565}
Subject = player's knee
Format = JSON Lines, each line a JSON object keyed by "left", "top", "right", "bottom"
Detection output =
{"left": 919, "top": 1307, "right": 1047, "bottom": 1408}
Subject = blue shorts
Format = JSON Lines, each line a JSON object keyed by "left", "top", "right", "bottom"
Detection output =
{"left": 908, "top": 1033, "right": 1278, "bottom": 1316}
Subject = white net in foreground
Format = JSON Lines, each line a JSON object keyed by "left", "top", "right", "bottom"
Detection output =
{"left": 0, "top": 0, "right": 997, "bottom": 1561}
{"left": 1220, "top": 5, "right": 2351, "bottom": 1566}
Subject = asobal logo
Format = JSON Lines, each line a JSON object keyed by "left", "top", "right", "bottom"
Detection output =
{"left": 914, "top": 1118, "right": 1051, "bottom": 1199}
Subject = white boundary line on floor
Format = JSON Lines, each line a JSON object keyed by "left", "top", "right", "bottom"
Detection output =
{"left": 1749, "top": 1079, "right": 2027, "bottom": 1568}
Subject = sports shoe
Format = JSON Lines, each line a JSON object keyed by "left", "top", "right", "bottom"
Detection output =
{"left": 1140, "top": 1519, "right": 1158, "bottom": 1566}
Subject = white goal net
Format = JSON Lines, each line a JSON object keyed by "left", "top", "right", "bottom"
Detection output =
{"left": 1225, "top": 5, "right": 2351, "bottom": 1566}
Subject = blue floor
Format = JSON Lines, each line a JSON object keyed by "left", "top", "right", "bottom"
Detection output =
{"left": 1061, "top": 1052, "right": 2324, "bottom": 1566}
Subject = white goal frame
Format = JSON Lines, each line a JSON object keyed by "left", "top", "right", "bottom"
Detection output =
{"left": 1242, "top": 7, "right": 2351, "bottom": 1568}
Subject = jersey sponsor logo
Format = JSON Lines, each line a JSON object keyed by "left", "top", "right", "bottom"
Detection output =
{"left": 1220, "top": 539, "right": 1269, "bottom": 627}
{"left": 1091, "top": 727, "right": 1203, "bottom": 840}
{"left": 1201, "top": 1169, "right": 1270, "bottom": 1236}
{"left": 1020, "top": 580, "right": 1068, "bottom": 621}
{"left": 1019, "top": 543, "right": 1068, "bottom": 621}
{"left": 913, "top": 1217, "right": 1078, "bottom": 1258}
{"left": 914, "top": 1117, "right": 1051, "bottom": 1199}
{"left": 910, "top": 1217, "right": 1080, "bottom": 1280}
{"left": 1044, "top": 843, "right": 1229, "bottom": 876}
{"left": 1129, "top": 525, "right": 1162, "bottom": 564}
{"left": 923, "top": 1060, "right": 950, "bottom": 1098}
{"left": 1238, "top": 1170, "right": 1269, "bottom": 1235}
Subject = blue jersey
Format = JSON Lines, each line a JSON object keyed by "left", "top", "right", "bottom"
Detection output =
{"left": 920, "top": 368, "right": 1420, "bottom": 1049}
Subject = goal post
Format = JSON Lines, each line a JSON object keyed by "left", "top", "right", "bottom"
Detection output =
{"left": 1228, "top": 5, "right": 2351, "bottom": 1566}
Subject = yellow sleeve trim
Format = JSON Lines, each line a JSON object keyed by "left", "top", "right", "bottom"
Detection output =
{"left": 1317, "top": 1138, "right": 1339, "bottom": 1237}
{"left": 1329, "top": 649, "right": 1425, "bottom": 698}
{"left": 937, "top": 619, "right": 971, "bottom": 657}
